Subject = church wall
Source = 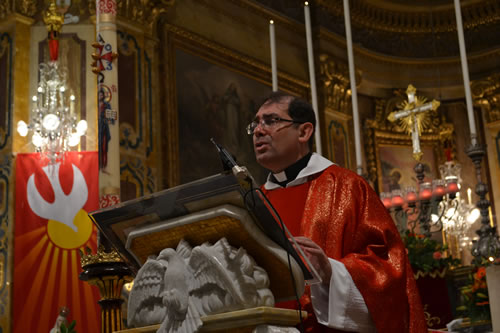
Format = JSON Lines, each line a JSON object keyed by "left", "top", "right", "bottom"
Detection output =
{"left": 0, "top": 14, "right": 35, "bottom": 333}
{"left": 113, "top": 21, "right": 163, "bottom": 200}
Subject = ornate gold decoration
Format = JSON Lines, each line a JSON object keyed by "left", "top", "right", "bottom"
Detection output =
{"left": 14, "top": 0, "right": 37, "bottom": 17}
{"left": 471, "top": 73, "right": 500, "bottom": 124}
{"left": 0, "top": 1, "right": 10, "bottom": 19}
{"left": 316, "top": 0, "right": 500, "bottom": 33}
{"left": 387, "top": 84, "right": 440, "bottom": 161}
{"left": 414, "top": 268, "right": 448, "bottom": 280}
{"left": 364, "top": 89, "right": 454, "bottom": 190}
{"left": 80, "top": 245, "right": 124, "bottom": 267}
{"left": 319, "top": 54, "right": 361, "bottom": 115}
{"left": 115, "top": 307, "right": 308, "bottom": 333}
{"left": 43, "top": 0, "right": 64, "bottom": 35}
{"left": 115, "top": 0, "right": 175, "bottom": 33}
{"left": 423, "top": 304, "right": 441, "bottom": 328}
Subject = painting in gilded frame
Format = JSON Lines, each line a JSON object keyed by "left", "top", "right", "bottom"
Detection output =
{"left": 175, "top": 48, "right": 271, "bottom": 185}
{"left": 163, "top": 25, "right": 309, "bottom": 187}
{"left": 377, "top": 144, "right": 438, "bottom": 194}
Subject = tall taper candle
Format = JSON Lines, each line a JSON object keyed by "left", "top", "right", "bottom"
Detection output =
{"left": 343, "top": 0, "right": 363, "bottom": 175}
{"left": 70, "top": 95, "right": 76, "bottom": 116}
{"left": 269, "top": 20, "right": 278, "bottom": 92}
{"left": 454, "top": 0, "right": 477, "bottom": 146}
{"left": 304, "top": 1, "right": 322, "bottom": 155}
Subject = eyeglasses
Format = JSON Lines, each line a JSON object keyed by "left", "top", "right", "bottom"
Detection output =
{"left": 246, "top": 115, "right": 303, "bottom": 135}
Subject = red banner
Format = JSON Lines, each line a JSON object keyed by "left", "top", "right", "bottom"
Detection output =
{"left": 14, "top": 152, "right": 101, "bottom": 333}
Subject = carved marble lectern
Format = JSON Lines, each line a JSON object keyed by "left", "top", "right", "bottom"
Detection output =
{"left": 90, "top": 172, "right": 311, "bottom": 333}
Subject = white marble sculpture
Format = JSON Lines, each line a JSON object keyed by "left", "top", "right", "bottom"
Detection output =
{"left": 128, "top": 238, "right": 275, "bottom": 333}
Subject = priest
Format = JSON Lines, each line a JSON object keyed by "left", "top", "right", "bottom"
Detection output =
{"left": 248, "top": 92, "right": 427, "bottom": 332}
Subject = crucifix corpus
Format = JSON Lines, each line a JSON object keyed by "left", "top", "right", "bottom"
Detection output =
{"left": 388, "top": 84, "right": 440, "bottom": 161}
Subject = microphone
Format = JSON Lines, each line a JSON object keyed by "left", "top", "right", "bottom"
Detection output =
{"left": 210, "top": 138, "right": 237, "bottom": 171}
{"left": 210, "top": 138, "right": 256, "bottom": 190}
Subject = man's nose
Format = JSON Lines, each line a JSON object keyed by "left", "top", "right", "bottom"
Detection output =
{"left": 253, "top": 123, "right": 266, "bottom": 136}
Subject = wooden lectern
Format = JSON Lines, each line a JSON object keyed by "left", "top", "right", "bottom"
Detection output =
{"left": 90, "top": 171, "right": 313, "bottom": 332}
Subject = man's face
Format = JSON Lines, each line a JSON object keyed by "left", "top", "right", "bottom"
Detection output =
{"left": 252, "top": 101, "right": 303, "bottom": 173}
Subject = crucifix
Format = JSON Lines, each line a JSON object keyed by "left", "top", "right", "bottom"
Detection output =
{"left": 388, "top": 84, "right": 440, "bottom": 161}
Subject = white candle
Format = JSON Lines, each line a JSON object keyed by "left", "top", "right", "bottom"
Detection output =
{"left": 343, "top": 0, "right": 362, "bottom": 175}
{"left": 32, "top": 96, "right": 37, "bottom": 111}
{"left": 70, "top": 95, "right": 76, "bottom": 116}
{"left": 304, "top": 1, "right": 322, "bottom": 155}
{"left": 269, "top": 20, "right": 278, "bottom": 92}
{"left": 467, "top": 187, "right": 472, "bottom": 205}
{"left": 37, "top": 86, "right": 43, "bottom": 108}
{"left": 454, "top": 0, "right": 477, "bottom": 146}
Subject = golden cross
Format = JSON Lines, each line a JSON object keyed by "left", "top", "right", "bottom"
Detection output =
{"left": 388, "top": 84, "right": 440, "bottom": 161}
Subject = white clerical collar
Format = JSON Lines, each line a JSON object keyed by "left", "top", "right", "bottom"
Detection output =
{"left": 273, "top": 171, "right": 287, "bottom": 182}
{"left": 264, "top": 153, "right": 334, "bottom": 190}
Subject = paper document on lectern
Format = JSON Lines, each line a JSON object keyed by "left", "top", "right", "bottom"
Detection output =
{"left": 90, "top": 172, "right": 320, "bottom": 301}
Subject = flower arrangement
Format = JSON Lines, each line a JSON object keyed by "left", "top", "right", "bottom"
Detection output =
{"left": 456, "top": 266, "right": 491, "bottom": 323}
{"left": 402, "top": 230, "right": 460, "bottom": 274}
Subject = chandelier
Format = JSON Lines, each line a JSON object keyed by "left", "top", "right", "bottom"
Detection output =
{"left": 16, "top": 0, "right": 87, "bottom": 165}
{"left": 437, "top": 162, "right": 479, "bottom": 240}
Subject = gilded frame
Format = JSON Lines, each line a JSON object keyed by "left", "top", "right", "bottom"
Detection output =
{"left": 161, "top": 24, "right": 309, "bottom": 187}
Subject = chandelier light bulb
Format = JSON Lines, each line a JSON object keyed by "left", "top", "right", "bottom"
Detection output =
{"left": 17, "top": 121, "right": 28, "bottom": 137}
{"left": 32, "top": 132, "right": 43, "bottom": 147}
{"left": 60, "top": 86, "right": 65, "bottom": 92}
{"left": 32, "top": 96, "right": 37, "bottom": 102}
{"left": 70, "top": 94, "right": 75, "bottom": 101}
{"left": 76, "top": 119, "right": 87, "bottom": 135}
{"left": 467, "top": 208, "right": 480, "bottom": 224}
{"left": 37, "top": 86, "right": 43, "bottom": 93}
{"left": 68, "top": 132, "right": 80, "bottom": 147}
{"left": 42, "top": 114, "right": 61, "bottom": 131}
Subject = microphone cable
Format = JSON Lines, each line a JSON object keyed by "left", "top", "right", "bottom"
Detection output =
{"left": 243, "top": 187, "right": 305, "bottom": 333}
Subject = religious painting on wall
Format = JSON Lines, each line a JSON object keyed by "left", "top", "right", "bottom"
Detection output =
{"left": 163, "top": 25, "right": 309, "bottom": 187}
{"left": 377, "top": 144, "right": 438, "bottom": 194}
{"left": 175, "top": 48, "right": 270, "bottom": 185}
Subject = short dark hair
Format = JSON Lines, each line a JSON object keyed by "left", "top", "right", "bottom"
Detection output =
{"left": 258, "top": 91, "right": 316, "bottom": 149}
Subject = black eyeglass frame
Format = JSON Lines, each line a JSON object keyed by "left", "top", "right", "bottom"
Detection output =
{"left": 246, "top": 116, "right": 304, "bottom": 135}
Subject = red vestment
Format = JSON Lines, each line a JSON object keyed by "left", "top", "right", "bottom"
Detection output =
{"left": 263, "top": 165, "right": 427, "bottom": 332}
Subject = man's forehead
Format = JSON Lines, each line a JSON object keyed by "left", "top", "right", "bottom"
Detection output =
{"left": 255, "top": 102, "right": 289, "bottom": 119}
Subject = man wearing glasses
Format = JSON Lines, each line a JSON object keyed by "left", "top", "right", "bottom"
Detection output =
{"left": 248, "top": 92, "right": 426, "bottom": 332}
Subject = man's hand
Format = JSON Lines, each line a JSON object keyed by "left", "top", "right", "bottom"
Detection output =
{"left": 292, "top": 236, "right": 332, "bottom": 286}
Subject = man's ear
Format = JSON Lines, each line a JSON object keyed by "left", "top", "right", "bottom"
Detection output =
{"left": 298, "top": 122, "right": 314, "bottom": 143}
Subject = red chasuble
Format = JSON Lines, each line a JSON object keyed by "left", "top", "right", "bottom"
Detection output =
{"left": 263, "top": 165, "right": 427, "bottom": 333}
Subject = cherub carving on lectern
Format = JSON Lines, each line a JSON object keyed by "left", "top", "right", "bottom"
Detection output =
{"left": 128, "top": 238, "right": 275, "bottom": 333}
